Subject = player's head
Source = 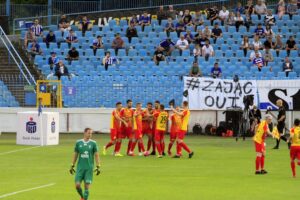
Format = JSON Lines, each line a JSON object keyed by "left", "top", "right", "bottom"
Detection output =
{"left": 127, "top": 99, "right": 132, "bottom": 108}
{"left": 116, "top": 102, "right": 122, "bottom": 110}
{"left": 154, "top": 100, "right": 160, "bottom": 109}
{"left": 264, "top": 114, "right": 273, "bottom": 124}
{"left": 182, "top": 101, "right": 189, "bottom": 108}
{"left": 136, "top": 102, "right": 142, "bottom": 110}
{"left": 160, "top": 104, "right": 165, "bottom": 111}
{"left": 276, "top": 99, "right": 283, "bottom": 107}
{"left": 147, "top": 102, "right": 153, "bottom": 109}
{"left": 294, "top": 119, "right": 300, "bottom": 126}
{"left": 84, "top": 128, "right": 93, "bottom": 139}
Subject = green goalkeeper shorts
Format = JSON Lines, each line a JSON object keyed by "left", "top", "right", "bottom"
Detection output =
{"left": 75, "top": 168, "right": 93, "bottom": 184}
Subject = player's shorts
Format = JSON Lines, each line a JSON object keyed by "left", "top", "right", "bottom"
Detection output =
{"left": 75, "top": 168, "right": 93, "bottom": 184}
{"left": 122, "top": 126, "right": 133, "bottom": 139}
{"left": 170, "top": 131, "right": 178, "bottom": 140}
{"left": 155, "top": 130, "right": 165, "bottom": 141}
{"left": 178, "top": 130, "right": 187, "bottom": 140}
{"left": 134, "top": 129, "right": 143, "bottom": 139}
{"left": 110, "top": 129, "right": 118, "bottom": 140}
{"left": 255, "top": 141, "right": 265, "bottom": 153}
{"left": 277, "top": 122, "right": 285, "bottom": 133}
{"left": 290, "top": 146, "right": 300, "bottom": 161}
{"left": 142, "top": 123, "right": 152, "bottom": 135}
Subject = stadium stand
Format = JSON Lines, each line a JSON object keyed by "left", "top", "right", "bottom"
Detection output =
{"left": 16, "top": 3, "right": 300, "bottom": 107}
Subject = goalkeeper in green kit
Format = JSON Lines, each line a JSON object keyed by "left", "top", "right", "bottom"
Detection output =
{"left": 69, "top": 128, "right": 101, "bottom": 200}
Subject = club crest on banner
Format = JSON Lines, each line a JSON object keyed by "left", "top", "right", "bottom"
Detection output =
{"left": 26, "top": 117, "right": 37, "bottom": 134}
{"left": 51, "top": 118, "right": 56, "bottom": 133}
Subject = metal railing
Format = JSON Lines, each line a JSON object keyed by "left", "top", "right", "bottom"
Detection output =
{"left": 0, "top": 26, "right": 36, "bottom": 86}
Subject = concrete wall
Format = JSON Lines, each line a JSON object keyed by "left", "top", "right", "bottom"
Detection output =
{"left": 0, "top": 108, "right": 299, "bottom": 133}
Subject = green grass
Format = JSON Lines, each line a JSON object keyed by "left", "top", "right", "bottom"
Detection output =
{"left": 0, "top": 133, "right": 298, "bottom": 200}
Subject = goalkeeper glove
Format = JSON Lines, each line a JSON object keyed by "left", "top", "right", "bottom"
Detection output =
{"left": 94, "top": 165, "right": 101, "bottom": 175}
{"left": 69, "top": 164, "right": 75, "bottom": 175}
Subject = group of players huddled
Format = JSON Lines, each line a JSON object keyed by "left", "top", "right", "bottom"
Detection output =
{"left": 103, "top": 100, "right": 194, "bottom": 158}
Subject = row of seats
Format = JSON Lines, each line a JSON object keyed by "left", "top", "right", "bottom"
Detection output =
{"left": 0, "top": 81, "right": 20, "bottom": 107}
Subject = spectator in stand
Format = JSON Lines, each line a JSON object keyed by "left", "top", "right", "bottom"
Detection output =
{"left": 55, "top": 60, "right": 70, "bottom": 80}
{"left": 175, "top": 19, "right": 186, "bottom": 37}
{"left": 182, "top": 10, "right": 193, "bottom": 26}
{"left": 244, "top": 10, "right": 253, "bottom": 32}
{"left": 189, "top": 62, "right": 202, "bottom": 77}
{"left": 28, "top": 39, "right": 43, "bottom": 59}
{"left": 202, "top": 25, "right": 212, "bottom": 39}
{"left": 264, "top": 10, "right": 276, "bottom": 26}
{"left": 245, "top": 0, "right": 255, "bottom": 14}
{"left": 48, "top": 52, "right": 59, "bottom": 70}
{"left": 166, "top": 5, "right": 177, "bottom": 20}
{"left": 139, "top": 11, "right": 151, "bottom": 31}
{"left": 263, "top": 48, "right": 274, "bottom": 66}
{"left": 176, "top": 35, "right": 189, "bottom": 56}
{"left": 274, "top": 34, "right": 284, "bottom": 56}
{"left": 252, "top": 52, "right": 265, "bottom": 71}
{"left": 153, "top": 47, "right": 166, "bottom": 65}
{"left": 158, "top": 38, "right": 175, "bottom": 56}
{"left": 287, "top": 0, "right": 298, "bottom": 19}
{"left": 226, "top": 12, "right": 236, "bottom": 26}
{"left": 193, "top": 44, "right": 202, "bottom": 62}
{"left": 252, "top": 35, "right": 263, "bottom": 50}
{"left": 92, "top": 35, "right": 104, "bottom": 56}
{"left": 65, "top": 29, "right": 78, "bottom": 48}
{"left": 184, "top": 30, "right": 194, "bottom": 44}
{"left": 241, "top": 35, "right": 251, "bottom": 57}
{"left": 282, "top": 56, "right": 294, "bottom": 77}
{"left": 211, "top": 62, "right": 222, "bottom": 78}
{"left": 264, "top": 25, "right": 274, "bottom": 38}
{"left": 249, "top": 46, "right": 262, "bottom": 61}
{"left": 126, "top": 22, "right": 138, "bottom": 43}
{"left": 58, "top": 14, "right": 70, "bottom": 34}
{"left": 202, "top": 40, "right": 214, "bottom": 61}
{"left": 254, "top": 0, "right": 267, "bottom": 20}
{"left": 102, "top": 51, "right": 119, "bottom": 70}
{"left": 156, "top": 6, "right": 166, "bottom": 25}
{"left": 31, "top": 19, "right": 43, "bottom": 37}
{"left": 78, "top": 16, "right": 92, "bottom": 36}
{"left": 206, "top": 6, "right": 219, "bottom": 26}
{"left": 234, "top": 12, "right": 244, "bottom": 32}
{"left": 130, "top": 14, "right": 139, "bottom": 26}
{"left": 219, "top": 6, "right": 230, "bottom": 26}
{"left": 235, "top": 2, "right": 245, "bottom": 14}
{"left": 194, "top": 31, "right": 208, "bottom": 47}
{"left": 286, "top": 35, "right": 298, "bottom": 56}
{"left": 211, "top": 23, "right": 223, "bottom": 44}
{"left": 45, "top": 30, "right": 56, "bottom": 48}
{"left": 263, "top": 36, "right": 275, "bottom": 50}
{"left": 111, "top": 33, "right": 125, "bottom": 56}
{"left": 193, "top": 10, "right": 204, "bottom": 30}
{"left": 66, "top": 47, "right": 79, "bottom": 64}
{"left": 277, "top": 0, "right": 286, "bottom": 19}
{"left": 164, "top": 17, "right": 175, "bottom": 37}
{"left": 254, "top": 23, "right": 265, "bottom": 38}
{"left": 24, "top": 27, "right": 35, "bottom": 49}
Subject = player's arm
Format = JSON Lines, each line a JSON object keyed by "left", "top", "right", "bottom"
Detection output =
{"left": 278, "top": 114, "right": 285, "bottom": 122}
{"left": 171, "top": 107, "right": 184, "bottom": 116}
{"left": 69, "top": 152, "right": 78, "bottom": 175}
{"left": 114, "top": 112, "right": 128, "bottom": 127}
{"left": 94, "top": 147, "right": 101, "bottom": 175}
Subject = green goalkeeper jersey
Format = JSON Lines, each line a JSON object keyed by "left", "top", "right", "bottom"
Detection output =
{"left": 74, "top": 139, "right": 99, "bottom": 170}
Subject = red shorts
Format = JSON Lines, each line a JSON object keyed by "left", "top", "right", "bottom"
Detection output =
{"left": 134, "top": 129, "right": 143, "bottom": 139}
{"left": 142, "top": 123, "right": 152, "bottom": 135}
{"left": 290, "top": 146, "right": 300, "bottom": 160}
{"left": 119, "top": 126, "right": 133, "bottom": 139}
{"left": 178, "top": 130, "right": 187, "bottom": 140}
{"left": 110, "top": 129, "right": 118, "bottom": 140}
{"left": 255, "top": 142, "right": 265, "bottom": 153}
{"left": 155, "top": 130, "right": 165, "bottom": 141}
{"left": 170, "top": 131, "right": 178, "bottom": 140}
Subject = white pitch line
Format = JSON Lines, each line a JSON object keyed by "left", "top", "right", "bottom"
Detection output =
{"left": 0, "top": 146, "right": 41, "bottom": 156}
{"left": 0, "top": 183, "right": 56, "bottom": 199}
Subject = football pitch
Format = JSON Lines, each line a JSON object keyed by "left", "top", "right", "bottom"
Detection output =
{"left": 0, "top": 133, "right": 298, "bottom": 200}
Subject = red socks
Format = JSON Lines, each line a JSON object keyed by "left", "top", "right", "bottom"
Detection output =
{"left": 176, "top": 141, "right": 182, "bottom": 155}
{"left": 168, "top": 142, "right": 174, "bottom": 152}
{"left": 130, "top": 142, "right": 137, "bottom": 152}
{"left": 179, "top": 142, "right": 191, "bottom": 153}
{"left": 256, "top": 156, "right": 261, "bottom": 171}
{"left": 291, "top": 161, "right": 296, "bottom": 177}
{"left": 147, "top": 139, "right": 152, "bottom": 151}
{"left": 161, "top": 141, "right": 165, "bottom": 153}
{"left": 138, "top": 141, "right": 145, "bottom": 152}
{"left": 114, "top": 141, "right": 121, "bottom": 153}
{"left": 127, "top": 141, "right": 132, "bottom": 154}
{"left": 156, "top": 143, "right": 162, "bottom": 155}
{"left": 261, "top": 156, "right": 265, "bottom": 170}
{"left": 105, "top": 141, "right": 114, "bottom": 149}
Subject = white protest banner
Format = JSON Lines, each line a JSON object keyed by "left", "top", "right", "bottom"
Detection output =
{"left": 183, "top": 77, "right": 258, "bottom": 110}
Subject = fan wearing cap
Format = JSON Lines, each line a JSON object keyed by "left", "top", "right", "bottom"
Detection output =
{"left": 92, "top": 35, "right": 104, "bottom": 56}
{"left": 48, "top": 52, "right": 59, "bottom": 70}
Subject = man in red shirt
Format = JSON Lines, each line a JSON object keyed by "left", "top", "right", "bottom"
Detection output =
{"left": 120, "top": 99, "right": 134, "bottom": 155}
{"left": 142, "top": 102, "right": 154, "bottom": 156}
